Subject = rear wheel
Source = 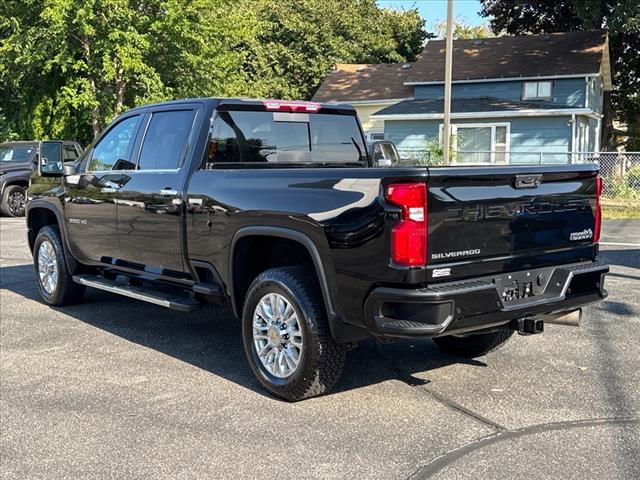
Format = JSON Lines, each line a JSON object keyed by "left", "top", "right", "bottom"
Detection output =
{"left": 433, "top": 329, "right": 513, "bottom": 358}
{"left": 241, "top": 267, "right": 346, "bottom": 401}
{"left": 1, "top": 185, "right": 27, "bottom": 217}
{"left": 33, "top": 225, "right": 85, "bottom": 306}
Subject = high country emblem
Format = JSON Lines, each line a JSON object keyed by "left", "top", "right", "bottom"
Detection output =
{"left": 569, "top": 228, "right": 593, "bottom": 241}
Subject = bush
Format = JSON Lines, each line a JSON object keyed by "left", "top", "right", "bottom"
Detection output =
{"left": 627, "top": 164, "right": 640, "bottom": 189}
{"left": 412, "top": 137, "right": 459, "bottom": 166}
{"left": 606, "top": 164, "right": 640, "bottom": 200}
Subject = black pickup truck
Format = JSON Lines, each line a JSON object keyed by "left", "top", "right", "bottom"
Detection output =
{"left": 1, "top": 141, "right": 82, "bottom": 216}
{"left": 26, "top": 98, "right": 608, "bottom": 401}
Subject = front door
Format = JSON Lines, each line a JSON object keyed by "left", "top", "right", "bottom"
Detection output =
{"left": 64, "top": 114, "right": 142, "bottom": 263}
{"left": 116, "top": 107, "right": 197, "bottom": 275}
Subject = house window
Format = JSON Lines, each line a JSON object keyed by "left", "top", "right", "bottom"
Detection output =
{"left": 440, "top": 123, "right": 510, "bottom": 164}
{"left": 367, "top": 132, "right": 384, "bottom": 141}
{"left": 522, "top": 81, "right": 552, "bottom": 100}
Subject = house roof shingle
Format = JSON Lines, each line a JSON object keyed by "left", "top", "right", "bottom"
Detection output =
{"left": 312, "top": 63, "right": 413, "bottom": 103}
{"left": 373, "top": 97, "right": 572, "bottom": 116}
{"left": 407, "top": 30, "right": 607, "bottom": 83}
{"left": 312, "top": 30, "right": 608, "bottom": 103}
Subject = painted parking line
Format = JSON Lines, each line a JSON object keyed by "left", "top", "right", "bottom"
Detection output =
{"left": 600, "top": 242, "right": 640, "bottom": 247}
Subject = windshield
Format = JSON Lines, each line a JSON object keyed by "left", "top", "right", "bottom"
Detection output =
{"left": 209, "top": 110, "right": 367, "bottom": 164}
{"left": 0, "top": 144, "right": 37, "bottom": 164}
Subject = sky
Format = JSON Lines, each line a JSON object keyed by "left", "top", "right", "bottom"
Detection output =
{"left": 377, "top": 0, "right": 488, "bottom": 29}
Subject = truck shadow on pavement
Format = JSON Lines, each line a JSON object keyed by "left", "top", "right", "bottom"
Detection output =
{"left": 1, "top": 263, "right": 485, "bottom": 399}
{"left": 599, "top": 248, "right": 640, "bottom": 269}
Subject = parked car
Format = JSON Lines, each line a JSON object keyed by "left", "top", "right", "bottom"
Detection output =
{"left": 0, "top": 141, "right": 82, "bottom": 216}
{"left": 26, "top": 98, "right": 608, "bottom": 401}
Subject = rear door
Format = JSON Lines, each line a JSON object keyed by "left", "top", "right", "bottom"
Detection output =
{"left": 425, "top": 165, "right": 599, "bottom": 280}
{"left": 116, "top": 104, "right": 200, "bottom": 275}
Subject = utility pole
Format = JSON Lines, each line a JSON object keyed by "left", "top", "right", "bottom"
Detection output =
{"left": 442, "top": 0, "right": 454, "bottom": 166}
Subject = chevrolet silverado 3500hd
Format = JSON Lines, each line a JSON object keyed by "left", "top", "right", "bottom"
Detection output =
{"left": 27, "top": 98, "right": 608, "bottom": 400}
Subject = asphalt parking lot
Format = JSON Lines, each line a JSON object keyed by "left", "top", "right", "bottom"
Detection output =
{"left": 1, "top": 217, "right": 639, "bottom": 479}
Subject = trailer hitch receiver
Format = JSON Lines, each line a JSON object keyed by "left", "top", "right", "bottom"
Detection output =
{"left": 514, "top": 318, "right": 544, "bottom": 335}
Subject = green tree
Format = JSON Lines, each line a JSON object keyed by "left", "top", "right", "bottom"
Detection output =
{"left": 0, "top": 0, "right": 256, "bottom": 143}
{"left": 434, "top": 18, "right": 494, "bottom": 39}
{"left": 245, "top": 0, "right": 427, "bottom": 99}
{"left": 480, "top": 0, "right": 640, "bottom": 150}
{"left": 0, "top": 0, "right": 427, "bottom": 144}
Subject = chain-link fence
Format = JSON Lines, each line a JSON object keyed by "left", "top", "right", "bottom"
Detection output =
{"left": 398, "top": 150, "right": 640, "bottom": 219}
{"left": 592, "top": 152, "right": 640, "bottom": 218}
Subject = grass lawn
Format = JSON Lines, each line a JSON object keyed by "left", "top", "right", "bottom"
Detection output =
{"left": 602, "top": 197, "right": 640, "bottom": 220}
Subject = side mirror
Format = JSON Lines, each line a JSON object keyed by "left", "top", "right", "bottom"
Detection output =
{"left": 38, "top": 141, "right": 63, "bottom": 177}
{"left": 63, "top": 164, "right": 77, "bottom": 176}
{"left": 39, "top": 155, "right": 62, "bottom": 176}
{"left": 370, "top": 140, "right": 400, "bottom": 167}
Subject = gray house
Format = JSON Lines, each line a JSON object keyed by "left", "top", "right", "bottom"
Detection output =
{"left": 313, "top": 30, "right": 612, "bottom": 164}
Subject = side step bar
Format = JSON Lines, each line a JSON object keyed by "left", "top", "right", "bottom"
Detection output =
{"left": 193, "top": 282, "right": 224, "bottom": 300}
{"left": 73, "top": 274, "right": 201, "bottom": 312}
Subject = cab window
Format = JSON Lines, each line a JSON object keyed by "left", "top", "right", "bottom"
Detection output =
{"left": 88, "top": 115, "right": 140, "bottom": 171}
{"left": 204, "top": 110, "right": 366, "bottom": 167}
{"left": 63, "top": 144, "right": 79, "bottom": 162}
{"left": 138, "top": 110, "right": 194, "bottom": 170}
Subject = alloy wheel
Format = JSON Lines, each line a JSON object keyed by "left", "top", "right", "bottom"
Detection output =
{"left": 38, "top": 240, "right": 58, "bottom": 294}
{"left": 8, "top": 190, "right": 26, "bottom": 216}
{"left": 252, "top": 292, "right": 304, "bottom": 378}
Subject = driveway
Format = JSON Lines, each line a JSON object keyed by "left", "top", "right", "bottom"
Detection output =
{"left": 1, "top": 218, "right": 639, "bottom": 479}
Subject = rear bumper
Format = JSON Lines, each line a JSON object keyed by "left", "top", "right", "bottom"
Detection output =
{"left": 364, "top": 260, "right": 608, "bottom": 338}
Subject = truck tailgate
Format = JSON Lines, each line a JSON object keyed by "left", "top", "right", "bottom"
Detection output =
{"left": 426, "top": 165, "right": 600, "bottom": 278}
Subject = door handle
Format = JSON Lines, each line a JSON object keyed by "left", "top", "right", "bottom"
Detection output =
{"left": 158, "top": 188, "right": 178, "bottom": 196}
{"left": 98, "top": 179, "right": 119, "bottom": 193}
{"left": 514, "top": 174, "right": 543, "bottom": 189}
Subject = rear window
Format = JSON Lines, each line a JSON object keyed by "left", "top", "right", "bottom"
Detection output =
{"left": 205, "top": 110, "right": 366, "bottom": 166}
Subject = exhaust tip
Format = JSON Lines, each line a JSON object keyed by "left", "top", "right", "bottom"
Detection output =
{"left": 544, "top": 309, "right": 582, "bottom": 327}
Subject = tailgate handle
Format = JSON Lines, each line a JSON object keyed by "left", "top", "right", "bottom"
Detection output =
{"left": 514, "top": 174, "right": 542, "bottom": 189}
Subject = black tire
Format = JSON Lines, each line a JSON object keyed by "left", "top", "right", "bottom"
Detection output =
{"left": 1, "top": 185, "right": 27, "bottom": 217}
{"left": 241, "top": 267, "right": 346, "bottom": 401}
{"left": 433, "top": 329, "right": 513, "bottom": 358}
{"left": 33, "top": 225, "right": 85, "bottom": 306}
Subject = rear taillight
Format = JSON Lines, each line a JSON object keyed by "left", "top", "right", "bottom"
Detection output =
{"left": 386, "top": 183, "right": 427, "bottom": 266}
{"left": 263, "top": 100, "right": 321, "bottom": 113}
{"left": 594, "top": 175, "right": 603, "bottom": 243}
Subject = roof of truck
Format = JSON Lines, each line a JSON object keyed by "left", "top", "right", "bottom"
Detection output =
{"left": 125, "top": 97, "right": 357, "bottom": 114}
{"left": 0, "top": 140, "right": 79, "bottom": 145}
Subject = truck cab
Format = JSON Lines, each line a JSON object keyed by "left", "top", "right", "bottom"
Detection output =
{"left": 26, "top": 98, "right": 608, "bottom": 401}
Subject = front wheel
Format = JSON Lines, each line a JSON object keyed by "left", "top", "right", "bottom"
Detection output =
{"left": 33, "top": 225, "right": 85, "bottom": 306}
{"left": 1, "top": 185, "right": 27, "bottom": 217}
{"left": 433, "top": 329, "right": 513, "bottom": 358}
{"left": 241, "top": 267, "right": 346, "bottom": 401}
